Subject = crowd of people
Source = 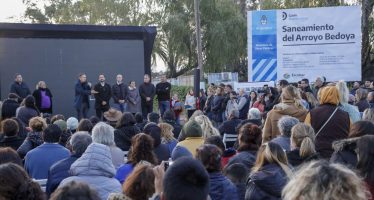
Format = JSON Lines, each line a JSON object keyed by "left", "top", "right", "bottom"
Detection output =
{"left": 1, "top": 73, "right": 374, "bottom": 200}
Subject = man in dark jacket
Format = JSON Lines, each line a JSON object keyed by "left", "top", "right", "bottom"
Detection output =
{"left": 46, "top": 132, "right": 92, "bottom": 197}
{"left": 10, "top": 73, "right": 31, "bottom": 101}
{"left": 163, "top": 110, "right": 182, "bottom": 139}
{"left": 222, "top": 84, "right": 233, "bottom": 121}
{"left": 1, "top": 93, "right": 20, "bottom": 120}
{"left": 219, "top": 109, "right": 242, "bottom": 136}
{"left": 139, "top": 74, "right": 156, "bottom": 119}
{"left": 238, "top": 89, "right": 250, "bottom": 120}
{"left": 156, "top": 74, "right": 171, "bottom": 117}
{"left": 112, "top": 74, "right": 128, "bottom": 113}
{"left": 74, "top": 74, "right": 95, "bottom": 120}
{"left": 93, "top": 74, "right": 112, "bottom": 120}
{"left": 0, "top": 119, "right": 24, "bottom": 150}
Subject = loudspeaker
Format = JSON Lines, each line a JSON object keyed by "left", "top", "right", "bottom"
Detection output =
{"left": 194, "top": 68, "right": 200, "bottom": 98}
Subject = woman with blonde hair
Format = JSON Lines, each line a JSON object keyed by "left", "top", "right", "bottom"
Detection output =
{"left": 194, "top": 115, "right": 220, "bottom": 139}
{"left": 336, "top": 80, "right": 361, "bottom": 123}
{"left": 32, "top": 81, "right": 53, "bottom": 114}
{"left": 263, "top": 85, "right": 308, "bottom": 142}
{"left": 282, "top": 160, "right": 369, "bottom": 200}
{"left": 245, "top": 142, "right": 292, "bottom": 200}
{"left": 286, "top": 123, "right": 319, "bottom": 167}
{"left": 158, "top": 122, "right": 178, "bottom": 154}
{"left": 363, "top": 108, "right": 374, "bottom": 122}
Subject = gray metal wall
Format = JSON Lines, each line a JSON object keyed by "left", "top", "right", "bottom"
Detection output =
{"left": 0, "top": 38, "right": 145, "bottom": 118}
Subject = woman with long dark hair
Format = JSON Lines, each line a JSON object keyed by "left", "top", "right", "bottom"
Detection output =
{"left": 355, "top": 135, "right": 374, "bottom": 198}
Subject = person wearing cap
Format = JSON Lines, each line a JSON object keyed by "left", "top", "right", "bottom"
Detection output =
{"left": 176, "top": 120, "right": 204, "bottom": 157}
{"left": 66, "top": 117, "right": 79, "bottom": 134}
{"left": 10, "top": 73, "right": 31, "bottom": 101}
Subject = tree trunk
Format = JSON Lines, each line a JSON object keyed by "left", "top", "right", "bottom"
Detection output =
{"left": 361, "top": 0, "right": 374, "bottom": 80}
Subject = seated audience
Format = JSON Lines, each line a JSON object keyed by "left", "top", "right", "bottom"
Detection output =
{"left": 176, "top": 120, "right": 204, "bottom": 156}
{"left": 282, "top": 161, "right": 369, "bottom": 200}
{"left": 171, "top": 145, "right": 193, "bottom": 161}
{"left": 92, "top": 122, "right": 125, "bottom": 169}
{"left": 0, "top": 163, "right": 45, "bottom": 200}
{"left": 223, "top": 163, "right": 249, "bottom": 200}
{"left": 25, "top": 124, "right": 70, "bottom": 179}
{"left": 196, "top": 144, "right": 239, "bottom": 200}
{"left": 163, "top": 110, "right": 182, "bottom": 139}
{"left": 228, "top": 123, "right": 262, "bottom": 170}
{"left": 144, "top": 123, "right": 170, "bottom": 163}
{"left": 53, "top": 119, "right": 71, "bottom": 147}
{"left": 356, "top": 135, "right": 374, "bottom": 198}
{"left": 76, "top": 119, "right": 93, "bottom": 133}
{"left": 134, "top": 112, "right": 147, "bottom": 131}
{"left": 287, "top": 123, "right": 319, "bottom": 167}
{"left": 1, "top": 93, "right": 20, "bottom": 120}
{"left": 46, "top": 132, "right": 92, "bottom": 196}
{"left": 331, "top": 120, "right": 374, "bottom": 168}
{"left": 115, "top": 133, "right": 158, "bottom": 184}
{"left": 0, "top": 147, "right": 22, "bottom": 166}
{"left": 159, "top": 122, "right": 178, "bottom": 154}
{"left": 305, "top": 86, "right": 350, "bottom": 158}
{"left": 263, "top": 85, "right": 308, "bottom": 142}
{"left": 109, "top": 163, "right": 155, "bottom": 200}
{"left": 236, "top": 108, "right": 262, "bottom": 133}
{"left": 245, "top": 142, "right": 292, "bottom": 199}
{"left": 219, "top": 109, "right": 242, "bottom": 136}
{"left": 16, "top": 95, "right": 40, "bottom": 126}
{"left": 195, "top": 115, "right": 220, "bottom": 139}
{"left": 17, "top": 116, "right": 47, "bottom": 158}
{"left": 0, "top": 118, "right": 24, "bottom": 150}
{"left": 204, "top": 135, "right": 235, "bottom": 166}
{"left": 114, "top": 112, "right": 141, "bottom": 151}
{"left": 153, "top": 157, "right": 210, "bottom": 200}
{"left": 271, "top": 116, "right": 299, "bottom": 151}
{"left": 50, "top": 181, "right": 100, "bottom": 200}
{"left": 60, "top": 143, "right": 122, "bottom": 200}
{"left": 148, "top": 112, "right": 160, "bottom": 124}
{"left": 66, "top": 117, "right": 79, "bottom": 134}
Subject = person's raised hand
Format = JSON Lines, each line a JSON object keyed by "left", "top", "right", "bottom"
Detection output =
{"left": 153, "top": 161, "right": 166, "bottom": 196}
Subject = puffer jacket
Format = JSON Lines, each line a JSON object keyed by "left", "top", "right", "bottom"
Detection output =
{"left": 17, "top": 131, "right": 44, "bottom": 158}
{"left": 209, "top": 172, "right": 239, "bottom": 200}
{"left": 262, "top": 102, "right": 307, "bottom": 142}
{"left": 60, "top": 143, "right": 122, "bottom": 200}
{"left": 245, "top": 164, "right": 288, "bottom": 200}
{"left": 330, "top": 137, "right": 359, "bottom": 168}
{"left": 114, "top": 125, "right": 141, "bottom": 151}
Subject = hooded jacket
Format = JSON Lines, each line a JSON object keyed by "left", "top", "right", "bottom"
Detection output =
{"left": 60, "top": 143, "right": 122, "bottom": 200}
{"left": 245, "top": 164, "right": 288, "bottom": 200}
{"left": 263, "top": 102, "right": 307, "bottom": 142}
{"left": 330, "top": 137, "right": 359, "bottom": 168}
{"left": 305, "top": 86, "right": 350, "bottom": 158}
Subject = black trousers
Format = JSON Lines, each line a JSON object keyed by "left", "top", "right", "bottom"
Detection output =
{"left": 76, "top": 102, "right": 89, "bottom": 120}
{"left": 96, "top": 107, "right": 109, "bottom": 120}
{"left": 142, "top": 101, "right": 153, "bottom": 119}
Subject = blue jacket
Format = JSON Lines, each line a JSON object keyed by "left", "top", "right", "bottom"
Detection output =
{"left": 46, "top": 154, "right": 80, "bottom": 196}
{"left": 74, "top": 80, "right": 91, "bottom": 109}
{"left": 209, "top": 172, "right": 239, "bottom": 200}
{"left": 245, "top": 164, "right": 288, "bottom": 200}
{"left": 24, "top": 143, "right": 70, "bottom": 179}
{"left": 115, "top": 163, "right": 134, "bottom": 184}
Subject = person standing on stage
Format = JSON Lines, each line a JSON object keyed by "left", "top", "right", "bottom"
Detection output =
{"left": 74, "top": 73, "right": 96, "bottom": 120}
{"left": 112, "top": 74, "right": 128, "bottom": 113}
{"left": 10, "top": 73, "right": 31, "bottom": 102}
{"left": 93, "top": 74, "right": 112, "bottom": 120}
{"left": 32, "top": 81, "right": 53, "bottom": 114}
{"left": 139, "top": 74, "right": 156, "bottom": 119}
{"left": 156, "top": 74, "right": 171, "bottom": 116}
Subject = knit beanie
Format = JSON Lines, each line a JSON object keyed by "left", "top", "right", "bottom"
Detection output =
{"left": 54, "top": 119, "right": 67, "bottom": 132}
{"left": 183, "top": 119, "right": 203, "bottom": 138}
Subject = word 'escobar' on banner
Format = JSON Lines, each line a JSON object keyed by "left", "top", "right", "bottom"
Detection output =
{"left": 282, "top": 23, "right": 355, "bottom": 42}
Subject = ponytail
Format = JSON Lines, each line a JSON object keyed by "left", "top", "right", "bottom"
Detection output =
{"left": 299, "top": 137, "right": 316, "bottom": 158}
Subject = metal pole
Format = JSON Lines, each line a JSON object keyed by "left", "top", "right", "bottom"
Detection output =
{"left": 194, "top": 0, "right": 203, "bottom": 79}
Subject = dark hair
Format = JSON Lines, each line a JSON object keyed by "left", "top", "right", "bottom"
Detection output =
{"left": 143, "top": 123, "right": 162, "bottom": 148}
{"left": 279, "top": 80, "right": 289, "bottom": 87}
{"left": 163, "top": 157, "right": 209, "bottom": 200}
{"left": 134, "top": 112, "right": 143, "bottom": 123}
{"left": 237, "top": 123, "right": 262, "bottom": 152}
{"left": 226, "top": 84, "right": 233, "bottom": 90}
{"left": 0, "top": 163, "right": 45, "bottom": 200}
{"left": 147, "top": 112, "right": 160, "bottom": 124}
{"left": 0, "top": 147, "right": 22, "bottom": 166}
{"left": 89, "top": 116, "right": 100, "bottom": 126}
{"left": 196, "top": 144, "right": 222, "bottom": 173}
{"left": 78, "top": 73, "right": 86, "bottom": 78}
{"left": 123, "top": 164, "right": 155, "bottom": 200}
{"left": 204, "top": 135, "right": 225, "bottom": 153}
{"left": 349, "top": 121, "right": 374, "bottom": 138}
{"left": 51, "top": 114, "right": 65, "bottom": 124}
{"left": 43, "top": 124, "right": 62, "bottom": 143}
{"left": 128, "top": 133, "right": 158, "bottom": 166}
{"left": 356, "top": 135, "right": 374, "bottom": 187}
{"left": 50, "top": 181, "right": 99, "bottom": 200}
{"left": 163, "top": 110, "right": 176, "bottom": 122}
{"left": 11, "top": 117, "right": 26, "bottom": 138}
{"left": 70, "top": 132, "right": 92, "bottom": 156}
{"left": 24, "top": 95, "right": 40, "bottom": 114}
{"left": 1, "top": 119, "right": 19, "bottom": 136}
{"left": 8, "top": 93, "right": 20, "bottom": 100}
{"left": 77, "top": 119, "right": 93, "bottom": 133}
{"left": 301, "top": 78, "right": 310, "bottom": 84}
{"left": 116, "top": 112, "right": 136, "bottom": 128}
{"left": 223, "top": 163, "right": 249, "bottom": 184}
